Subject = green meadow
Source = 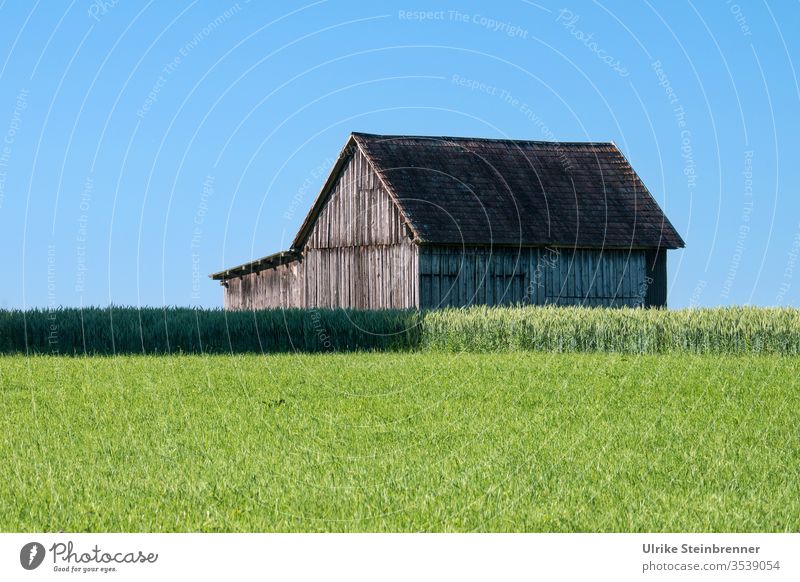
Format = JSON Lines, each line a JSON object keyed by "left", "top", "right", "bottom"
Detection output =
{"left": 1, "top": 352, "right": 798, "bottom": 532}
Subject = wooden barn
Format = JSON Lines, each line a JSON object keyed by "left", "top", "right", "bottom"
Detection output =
{"left": 210, "top": 132, "right": 684, "bottom": 310}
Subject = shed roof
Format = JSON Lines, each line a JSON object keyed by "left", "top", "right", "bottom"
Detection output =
{"left": 210, "top": 250, "right": 300, "bottom": 281}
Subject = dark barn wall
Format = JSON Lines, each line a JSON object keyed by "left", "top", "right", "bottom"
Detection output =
{"left": 419, "top": 246, "right": 532, "bottom": 308}
{"left": 545, "top": 248, "right": 648, "bottom": 307}
{"left": 644, "top": 249, "right": 668, "bottom": 307}
{"left": 418, "top": 246, "right": 653, "bottom": 309}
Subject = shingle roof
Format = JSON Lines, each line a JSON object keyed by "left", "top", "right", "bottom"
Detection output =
{"left": 346, "top": 132, "right": 684, "bottom": 249}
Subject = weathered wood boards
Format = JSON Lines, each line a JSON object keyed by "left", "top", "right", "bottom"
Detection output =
{"left": 224, "top": 260, "right": 305, "bottom": 310}
{"left": 224, "top": 147, "right": 419, "bottom": 310}
{"left": 418, "top": 246, "right": 663, "bottom": 309}
{"left": 225, "top": 244, "right": 666, "bottom": 310}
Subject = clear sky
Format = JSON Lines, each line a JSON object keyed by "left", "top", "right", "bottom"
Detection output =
{"left": 0, "top": 0, "right": 797, "bottom": 309}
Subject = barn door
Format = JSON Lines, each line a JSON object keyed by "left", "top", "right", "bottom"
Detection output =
{"left": 544, "top": 248, "right": 647, "bottom": 307}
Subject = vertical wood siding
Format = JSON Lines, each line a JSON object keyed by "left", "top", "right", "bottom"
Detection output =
{"left": 224, "top": 146, "right": 419, "bottom": 310}
{"left": 645, "top": 249, "right": 668, "bottom": 307}
{"left": 418, "top": 246, "right": 651, "bottom": 309}
{"left": 224, "top": 260, "right": 305, "bottom": 310}
{"left": 305, "top": 148, "right": 411, "bottom": 249}
{"left": 304, "top": 243, "right": 418, "bottom": 309}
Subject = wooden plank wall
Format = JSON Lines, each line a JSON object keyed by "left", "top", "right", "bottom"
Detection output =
{"left": 224, "top": 145, "right": 419, "bottom": 310}
{"left": 305, "top": 147, "right": 411, "bottom": 248}
{"left": 419, "top": 247, "right": 533, "bottom": 308}
{"left": 418, "top": 246, "right": 651, "bottom": 309}
{"left": 302, "top": 144, "right": 418, "bottom": 309}
{"left": 224, "top": 260, "right": 305, "bottom": 310}
{"left": 545, "top": 248, "right": 646, "bottom": 307}
{"left": 304, "top": 243, "right": 418, "bottom": 309}
{"left": 644, "top": 249, "right": 667, "bottom": 307}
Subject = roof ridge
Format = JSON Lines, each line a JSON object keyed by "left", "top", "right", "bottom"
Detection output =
{"left": 351, "top": 131, "right": 615, "bottom": 147}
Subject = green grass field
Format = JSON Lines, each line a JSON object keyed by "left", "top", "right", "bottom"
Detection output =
{"left": 1, "top": 353, "right": 798, "bottom": 532}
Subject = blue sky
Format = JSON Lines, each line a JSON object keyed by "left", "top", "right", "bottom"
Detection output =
{"left": 0, "top": 0, "right": 797, "bottom": 309}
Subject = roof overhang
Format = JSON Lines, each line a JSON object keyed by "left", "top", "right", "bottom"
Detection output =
{"left": 414, "top": 241, "right": 682, "bottom": 250}
{"left": 209, "top": 250, "right": 301, "bottom": 281}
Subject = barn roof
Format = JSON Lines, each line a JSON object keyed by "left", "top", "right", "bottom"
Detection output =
{"left": 212, "top": 132, "right": 683, "bottom": 280}
{"left": 338, "top": 132, "right": 684, "bottom": 249}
